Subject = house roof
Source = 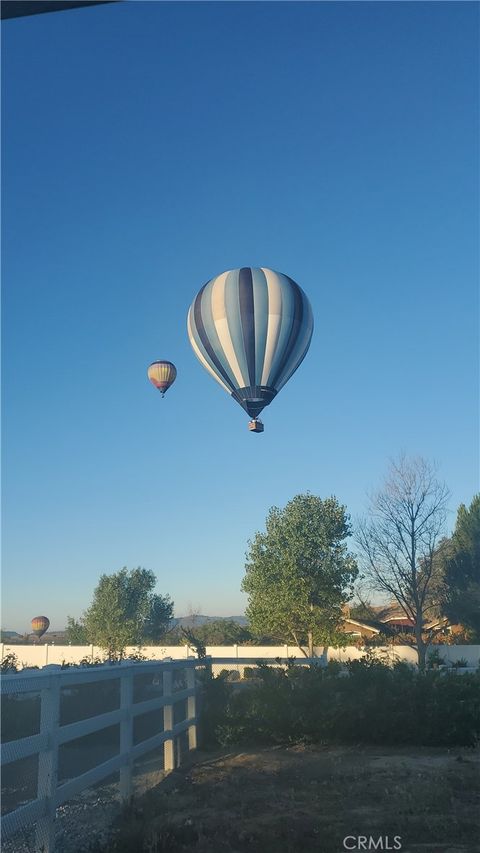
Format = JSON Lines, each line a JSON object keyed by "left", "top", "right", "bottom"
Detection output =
{"left": 342, "top": 618, "right": 380, "bottom": 634}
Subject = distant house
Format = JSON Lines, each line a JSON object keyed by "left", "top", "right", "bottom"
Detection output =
{"left": 339, "top": 602, "right": 454, "bottom": 643}
{"left": 340, "top": 617, "right": 380, "bottom": 640}
{"left": 339, "top": 605, "right": 382, "bottom": 640}
{"left": 384, "top": 618, "right": 416, "bottom": 633}
{"left": 367, "top": 604, "right": 451, "bottom": 637}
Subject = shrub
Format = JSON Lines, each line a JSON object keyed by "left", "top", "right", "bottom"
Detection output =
{"left": 1, "top": 652, "right": 19, "bottom": 672}
{"left": 210, "top": 659, "right": 480, "bottom": 749}
{"left": 196, "top": 669, "right": 230, "bottom": 749}
{"left": 218, "top": 668, "right": 240, "bottom": 681}
{"left": 78, "top": 655, "right": 105, "bottom": 666}
{"left": 126, "top": 649, "right": 147, "bottom": 662}
{"left": 427, "top": 648, "right": 446, "bottom": 669}
{"left": 243, "top": 666, "right": 262, "bottom": 679}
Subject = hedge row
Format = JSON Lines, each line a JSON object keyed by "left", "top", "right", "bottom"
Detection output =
{"left": 200, "top": 656, "right": 480, "bottom": 748}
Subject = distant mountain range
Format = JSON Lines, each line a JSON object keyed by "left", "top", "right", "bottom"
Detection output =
{"left": 1, "top": 615, "right": 248, "bottom": 638}
{"left": 172, "top": 615, "right": 248, "bottom": 628}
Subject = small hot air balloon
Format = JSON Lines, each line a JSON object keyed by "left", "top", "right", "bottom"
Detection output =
{"left": 31, "top": 615, "right": 50, "bottom": 640}
{"left": 147, "top": 361, "right": 177, "bottom": 397}
{"left": 187, "top": 267, "right": 313, "bottom": 431}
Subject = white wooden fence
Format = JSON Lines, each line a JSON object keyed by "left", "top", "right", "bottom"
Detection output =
{"left": 1, "top": 658, "right": 202, "bottom": 853}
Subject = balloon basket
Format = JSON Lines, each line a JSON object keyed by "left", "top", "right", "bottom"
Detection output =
{"left": 248, "top": 419, "right": 264, "bottom": 433}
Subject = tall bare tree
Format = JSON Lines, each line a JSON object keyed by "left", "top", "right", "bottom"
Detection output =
{"left": 356, "top": 455, "right": 450, "bottom": 669}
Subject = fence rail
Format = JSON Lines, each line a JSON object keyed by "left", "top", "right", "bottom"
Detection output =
{"left": 1, "top": 658, "right": 204, "bottom": 852}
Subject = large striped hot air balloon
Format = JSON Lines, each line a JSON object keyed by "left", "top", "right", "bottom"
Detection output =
{"left": 147, "top": 361, "right": 177, "bottom": 397}
{"left": 31, "top": 615, "right": 49, "bottom": 639}
{"left": 187, "top": 267, "right": 313, "bottom": 431}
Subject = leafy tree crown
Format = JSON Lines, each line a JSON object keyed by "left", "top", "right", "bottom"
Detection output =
{"left": 242, "top": 493, "right": 358, "bottom": 650}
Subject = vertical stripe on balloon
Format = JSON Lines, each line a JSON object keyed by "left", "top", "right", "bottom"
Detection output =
{"left": 211, "top": 272, "right": 245, "bottom": 387}
{"left": 263, "top": 271, "right": 296, "bottom": 386}
{"left": 260, "top": 268, "right": 283, "bottom": 386}
{"left": 270, "top": 277, "right": 304, "bottom": 390}
{"left": 225, "top": 270, "right": 249, "bottom": 385}
{"left": 251, "top": 268, "right": 269, "bottom": 386}
{"left": 192, "top": 287, "right": 237, "bottom": 392}
{"left": 187, "top": 308, "right": 233, "bottom": 394}
{"left": 238, "top": 267, "right": 256, "bottom": 388}
{"left": 275, "top": 294, "right": 313, "bottom": 390}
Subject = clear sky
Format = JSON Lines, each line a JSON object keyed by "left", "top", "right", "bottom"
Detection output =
{"left": 2, "top": 1, "right": 478, "bottom": 632}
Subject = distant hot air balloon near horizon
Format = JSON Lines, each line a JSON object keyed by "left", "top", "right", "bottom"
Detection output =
{"left": 187, "top": 267, "right": 314, "bottom": 432}
{"left": 147, "top": 361, "right": 177, "bottom": 397}
{"left": 31, "top": 616, "right": 49, "bottom": 639}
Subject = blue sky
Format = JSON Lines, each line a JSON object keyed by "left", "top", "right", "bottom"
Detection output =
{"left": 2, "top": 1, "right": 478, "bottom": 631}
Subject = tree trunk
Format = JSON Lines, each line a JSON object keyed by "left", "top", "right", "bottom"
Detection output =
{"left": 307, "top": 630, "right": 314, "bottom": 658}
{"left": 307, "top": 602, "right": 315, "bottom": 658}
{"left": 417, "top": 641, "right": 427, "bottom": 671}
{"left": 415, "top": 624, "right": 427, "bottom": 671}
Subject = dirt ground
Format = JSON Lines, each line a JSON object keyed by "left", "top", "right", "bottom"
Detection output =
{"left": 98, "top": 743, "right": 480, "bottom": 853}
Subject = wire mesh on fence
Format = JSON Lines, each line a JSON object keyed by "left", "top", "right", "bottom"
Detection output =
{"left": 133, "top": 668, "right": 164, "bottom": 704}
{"left": 209, "top": 657, "right": 306, "bottom": 681}
{"left": 2, "top": 754, "right": 39, "bottom": 817}
{"left": 60, "top": 678, "right": 120, "bottom": 726}
{"left": 1, "top": 661, "right": 200, "bottom": 853}
{"left": 1, "top": 689, "right": 42, "bottom": 820}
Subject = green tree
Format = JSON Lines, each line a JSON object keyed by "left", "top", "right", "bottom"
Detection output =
{"left": 440, "top": 495, "right": 480, "bottom": 640}
{"left": 241, "top": 494, "right": 358, "bottom": 657}
{"left": 356, "top": 455, "right": 449, "bottom": 670}
{"left": 83, "top": 567, "right": 174, "bottom": 660}
{"left": 348, "top": 598, "right": 378, "bottom": 624}
{"left": 65, "top": 616, "right": 88, "bottom": 645}
{"left": 193, "top": 619, "right": 252, "bottom": 646}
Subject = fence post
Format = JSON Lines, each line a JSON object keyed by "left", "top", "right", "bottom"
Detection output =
{"left": 119, "top": 667, "right": 134, "bottom": 801}
{"left": 186, "top": 664, "right": 197, "bottom": 751}
{"left": 35, "top": 673, "right": 61, "bottom": 853}
{"left": 163, "top": 667, "right": 174, "bottom": 773}
{"left": 204, "top": 655, "right": 213, "bottom": 681}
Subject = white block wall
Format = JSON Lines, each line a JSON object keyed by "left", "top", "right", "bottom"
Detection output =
{"left": 1, "top": 643, "right": 479, "bottom": 670}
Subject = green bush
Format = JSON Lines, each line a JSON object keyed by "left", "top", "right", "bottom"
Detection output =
{"left": 243, "top": 666, "right": 262, "bottom": 679}
{"left": 427, "top": 648, "right": 447, "bottom": 669}
{"left": 1, "top": 652, "right": 20, "bottom": 672}
{"left": 210, "top": 658, "right": 480, "bottom": 749}
{"left": 218, "top": 668, "right": 240, "bottom": 681}
{"left": 196, "top": 669, "right": 230, "bottom": 749}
